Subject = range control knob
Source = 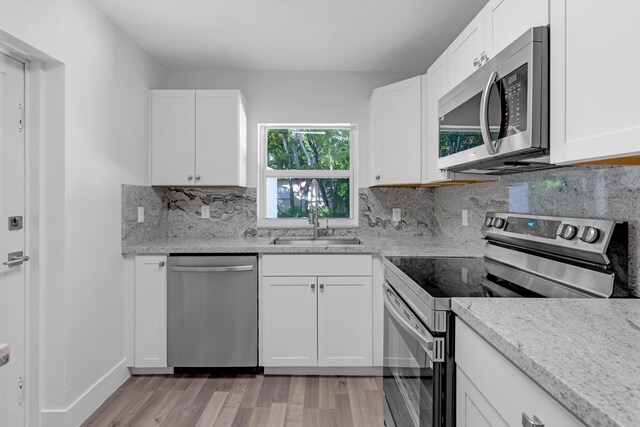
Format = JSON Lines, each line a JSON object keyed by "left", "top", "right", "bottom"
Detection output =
{"left": 579, "top": 226, "right": 600, "bottom": 243}
{"left": 493, "top": 218, "right": 505, "bottom": 229}
{"left": 484, "top": 217, "right": 494, "bottom": 227}
{"left": 557, "top": 224, "right": 577, "bottom": 240}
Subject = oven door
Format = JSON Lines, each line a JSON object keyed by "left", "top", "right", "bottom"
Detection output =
{"left": 437, "top": 27, "right": 548, "bottom": 173}
{"left": 383, "top": 283, "right": 445, "bottom": 427}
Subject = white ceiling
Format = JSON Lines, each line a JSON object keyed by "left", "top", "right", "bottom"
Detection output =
{"left": 90, "top": 0, "right": 487, "bottom": 73}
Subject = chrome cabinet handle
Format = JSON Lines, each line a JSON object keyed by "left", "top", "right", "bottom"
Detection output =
{"left": 375, "top": 175, "right": 381, "bottom": 180}
{"left": 195, "top": 175, "right": 201, "bottom": 181}
{"left": 319, "top": 283, "right": 324, "bottom": 290}
{"left": 159, "top": 261, "right": 165, "bottom": 267}
{"left": 18, "top": 104, "right": 24, "bottom": 132}
{"left": 311, "top": 283, "right": 315, "bottom": 290}
{"left": 480, "top": 70, "right": 499, "bottom": 155}
{"left": 473, "top": 58, "right": 481, "bottom": 67}
{"left": 168, "top": 265, "right": 254, "bottom": 273}
{"left": 187, "top": 175, "right": 193, "bottom": 181}
{"left": 3, "top": 255, "right": 30, "bottom": 267}
{"left": 522, "top": 412, "right": 544, "bottom": 427}
{"left": 480, "top": 51, "right": 489, "bottom": 64}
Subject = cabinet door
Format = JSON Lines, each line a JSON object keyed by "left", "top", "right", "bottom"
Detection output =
{"left": 134, "top": 256, "right": 167, "bottom": 368}
{"left": 457, "top": 367, "right": 509, "bottom": 427}
{"left": 263, "top": 276, "right": 318, "bottom": 367}
{"left": 195, "top": 90, "right": 247, "bottom": 186}
{"left": 484, "top": 0, "right": 549, "bottom": 58}
{"left": 371, "top": 76, "right": 422, "bottom": 185}
{"left": 426, "top": 54, "right": 449, "bottom": 183}
{"left": 550, "top": 0, "right": 640, "bottom": 164}
{"left": 150, "top": 90, "right": 195, "bottom": 186}
{"left": 317, "top": 276, "right": 372, "bottom": 367}
{"left": 447, "top": 13, "right": 485, "bottom": 89}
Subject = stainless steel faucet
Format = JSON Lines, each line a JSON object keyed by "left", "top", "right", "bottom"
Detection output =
{"left": 308, "top": 179, "right": 326, "bottom": 239}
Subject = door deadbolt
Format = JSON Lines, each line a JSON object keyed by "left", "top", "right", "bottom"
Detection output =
{"left": 8, "top": 216, "right": 23, "bottom": 231}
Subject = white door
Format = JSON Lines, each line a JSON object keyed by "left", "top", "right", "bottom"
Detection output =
{"left": 456, "top": 367, "right": 509, "bottom": 427}
{"left": 447, "top": 12, "right": 486, "bottom": 89}
{"left": 371, "top": 76, "right": 422, "bottom": 185}
{"left": 150, "top": 90, "right": 196, "bottom": 186}
{"left": 425, "top": 53, "right": 450, "bottom": 183}
{"left": 195, "top": 90, "right": 241, "bottom": 186}
{"left": 317, "top": 276, "right": 372, "bottom": 367}
{"left": 262, "top": 276, "right": 317, "bottom": 367}
{"left": 134, "top": 256, "right": 167, "bottom": 368}
{"left": 0, "top": 52, "right": 26, "bottom": 427}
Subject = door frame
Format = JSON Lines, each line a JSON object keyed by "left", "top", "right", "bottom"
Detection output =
{"left": 0, "top": 30, "right": 64, "bottom": 427}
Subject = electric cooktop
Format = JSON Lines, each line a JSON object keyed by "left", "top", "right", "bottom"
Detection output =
{"left": 385, "top": 256, "right": 539, "bottom": 299}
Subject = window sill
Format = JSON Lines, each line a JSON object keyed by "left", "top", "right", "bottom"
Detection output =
{"left": 257, "top": 218, "right": 359, "bottom": 229}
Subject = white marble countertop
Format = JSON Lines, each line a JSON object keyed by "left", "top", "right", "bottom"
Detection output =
{"left": 122, "top": 236, "right": 483, "bottom": 258}
{"left": 452, "top": 298, "right": 640, "bottom": 427}
{"left": 0, "top": 343, "right": 9, "bottom": 367}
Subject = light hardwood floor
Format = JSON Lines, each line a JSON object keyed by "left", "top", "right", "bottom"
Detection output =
{"left": 81, "top": 374, "right": 384, "bottom": 427}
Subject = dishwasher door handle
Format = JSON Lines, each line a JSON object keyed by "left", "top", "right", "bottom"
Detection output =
{"left": 168, "top": 265, "right": 254, "bottom": 273}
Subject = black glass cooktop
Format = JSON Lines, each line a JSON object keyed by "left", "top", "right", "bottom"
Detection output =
{"left": 386, "top": 256, "right": 537, "bottom": 299}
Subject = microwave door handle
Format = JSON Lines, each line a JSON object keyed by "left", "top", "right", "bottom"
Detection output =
{"left": 480, "top": 71, "right": 499, "bottom": 155}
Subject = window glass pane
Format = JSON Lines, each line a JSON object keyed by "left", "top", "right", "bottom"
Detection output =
{"left": 266, "top": 128, "right": 350, "bottom": 171}
{"left": 265, "top": 178, "right": 350, "bottom": 219}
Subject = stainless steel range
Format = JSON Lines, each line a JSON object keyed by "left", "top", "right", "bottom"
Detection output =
{"left": 382, "top": 213, "right": 629, "bottom": 427}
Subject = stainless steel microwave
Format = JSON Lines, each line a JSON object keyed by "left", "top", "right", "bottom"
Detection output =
{"left": 438, "top": 27, "right": 552, "bottom": 175}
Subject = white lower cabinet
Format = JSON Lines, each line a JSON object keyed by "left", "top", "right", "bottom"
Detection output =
{"left": 134, "top": 255, "right": 167, "bottom": 368}
{"left": 456, "top": 318, "right": 584, "bottom": 427}
{"left": 261, "top": 255, "right": 373, "bottom": 368}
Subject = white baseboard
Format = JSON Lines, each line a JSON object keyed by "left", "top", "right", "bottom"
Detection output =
{"left": 41, "top": 359, "right": 130, "bottom": 427}
{"left": 264, "top": 366, "right": 383, "bottom": 376}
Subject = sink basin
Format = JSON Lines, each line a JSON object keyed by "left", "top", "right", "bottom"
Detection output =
{"left": 272, "top": 237, "right": 361, "bottom": 246}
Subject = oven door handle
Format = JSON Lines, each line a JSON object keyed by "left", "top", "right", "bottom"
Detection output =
{"left": 383, "top": 285, "right": 437, "bottom": 360}
{"left": 480, "top": 70, "right": 499, "bottom": 155}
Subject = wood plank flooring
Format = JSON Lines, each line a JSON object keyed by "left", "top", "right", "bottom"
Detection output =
{"left": 81, "top": 374, "right": 384, "bottom": 427}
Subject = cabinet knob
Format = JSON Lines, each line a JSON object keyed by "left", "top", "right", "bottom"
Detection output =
{"left": 319, "top": 283, "right": 324, "bottom": 290}
{"left": 480, "top": 51, "right": 489, "bottom": 64}
{"left": 159, "top": 261, "right": 165, "bottom": 267}
{"left": 375, "top": 175, "right": 381, "bottom": 180}
{"left": 195, "top": 175, "right": 201, "bottom": 181}
{"left": 473, "top": 58, "right": 480, "bottom": 67}
{"left": 522, "top": 412, "right": 544, "bottom": 427}
{"left": 311, "top": 283, "right": 315, "bottom": 290}
{"left": 187, "top": 175, "right": 193, "bottom": 181}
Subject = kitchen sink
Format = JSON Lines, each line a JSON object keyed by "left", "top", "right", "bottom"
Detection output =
{"left": 271, "top": 237, "right": 361, "bottom": 246}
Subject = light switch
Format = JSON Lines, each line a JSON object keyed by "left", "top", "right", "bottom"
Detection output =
{"left": 137, "top": 207, "right": 144, "bottom": 223}
{"left": 201, "top": 205, "right": 210, "bottom": 219}
{"left": 462, "top": 209, "right": 469, "bottom": 226}
{"left": 392, "top": 208, "right": 401, "bottom": 222}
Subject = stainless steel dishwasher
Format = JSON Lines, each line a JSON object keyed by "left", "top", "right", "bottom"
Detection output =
{"left": 167, "top": 255, "right": 257, "bottom": 367}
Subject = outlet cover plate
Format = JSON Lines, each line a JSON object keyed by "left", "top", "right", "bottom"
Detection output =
{"left": 392, "top": 208, "right": 401, "bottom": 222}
{"left": 201, "top": 205, "right": 210, "bottom": 219}
{"left": 137, "top": 207, "right": 144, "bottom": 223}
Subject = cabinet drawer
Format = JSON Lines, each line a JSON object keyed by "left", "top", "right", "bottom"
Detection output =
{"left": 456, "top": 319, "right": 584, "bottom": 427}
{"left": 262, "top": 254, "right": 372, "bottom": 277}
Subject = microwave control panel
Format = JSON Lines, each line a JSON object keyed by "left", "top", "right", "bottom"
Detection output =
{"left": 499, "top": 64, "right": 528, "bottom": 137}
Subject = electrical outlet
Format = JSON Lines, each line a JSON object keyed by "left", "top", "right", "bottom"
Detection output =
{"left": 137, "top": 207, "right": 144, "bottom": 223}
{"left": 462, "top": 209, "right": 469, "bottom": 226}
{"left": 392, "top": 208, "right": 401, "bottom": 222}
{"left": 201, "top": 205, "right": 210, "bottom": 219}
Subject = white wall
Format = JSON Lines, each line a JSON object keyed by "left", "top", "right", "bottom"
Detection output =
{"left": 0, "top": 0, "right": 165, "bottom": 425}
{"left": 164, "top": 69, "right": 414, "bottom": 187}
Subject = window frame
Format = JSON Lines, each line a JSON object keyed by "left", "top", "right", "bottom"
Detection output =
{"left": 257, "top": 123, "right": 359, "bottom": 228}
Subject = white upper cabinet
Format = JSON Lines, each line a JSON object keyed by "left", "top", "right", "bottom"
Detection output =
{"left": 150, "top": 89, "right": 247, "bottom": 187}
{"left": 150, "top": 91, "right": 196, "bottom": 186}
{"left": 447, "top": 0, "right": 549, "bottom": 91}
{"left": 370, "top": 76, "right": 422, "bottom": 186}
{"left": 550, "top": 0, "right": 640, "bottom": 164}
{"left": 447, "top": 12, "right": 486, "bottom": 90}
{"left": 484, "top": 0, "right": 549, "bottom": 59}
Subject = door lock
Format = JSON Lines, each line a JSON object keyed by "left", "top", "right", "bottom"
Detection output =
{"left": 3, "top": 251, "right": 29, "bottom": 267}
{"left": 8, "top": 216, "right": 23, "bottom": 230}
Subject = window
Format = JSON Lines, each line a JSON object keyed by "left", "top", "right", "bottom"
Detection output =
{"left": 258, "top": 124, "right": 358, "bottom": 228}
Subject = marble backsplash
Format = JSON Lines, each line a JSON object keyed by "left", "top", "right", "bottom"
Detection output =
{"left": 122, "top": 165, "right": 640, "bottom": 295}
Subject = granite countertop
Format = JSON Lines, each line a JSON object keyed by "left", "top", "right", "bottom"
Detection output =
{"left": 122, "top": 236, "right": 483, "bottom": 258}
{"left": 452, "top": 298, "right": 640, "bottom": 427}
{"left": 0, "top": 344, "right": 9, "bottom": 367}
